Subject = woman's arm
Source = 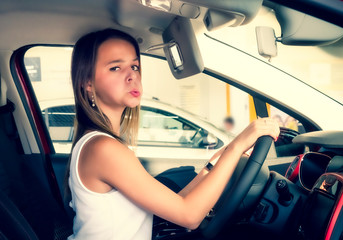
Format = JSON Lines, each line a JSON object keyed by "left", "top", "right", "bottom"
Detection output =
{"left": 78, "top": 118, "right": 279, "bottom": 230}
{"left": 177, "top": 145, "right": 226, "bottom": 197}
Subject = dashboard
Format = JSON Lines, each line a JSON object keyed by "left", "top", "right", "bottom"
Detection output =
{"left": 285, "top": 152, "right": 332, "bottom": 190}
{"left": 152, "top": 130, "right": 343, "bottom": 240}
{"left": 285, "top": 131, "right": 343, "bottom": 191}
{"left": 250, "top": 131, "right": 343, "bottom": 240}
{"left": 284, "top": 131, "right": 343, "bottom": 239}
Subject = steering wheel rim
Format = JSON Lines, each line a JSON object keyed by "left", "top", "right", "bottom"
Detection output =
{"left": 201, "top": 136, "right": 273, "bottom": 239}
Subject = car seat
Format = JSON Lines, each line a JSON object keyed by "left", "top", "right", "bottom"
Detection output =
{"left": 0, "top": 77, "right": 72, "bottom": 239}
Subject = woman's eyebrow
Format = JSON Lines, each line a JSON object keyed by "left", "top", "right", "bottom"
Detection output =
{"left": 106, "top": 57, "right": 139, "bottom": 65}
{"left": 106, "top": 59, "right": 123, "bottom": 65}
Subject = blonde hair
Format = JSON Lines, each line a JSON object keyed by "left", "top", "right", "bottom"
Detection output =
{"left": 120, "top": 106, "right": 140, "bottom": 146}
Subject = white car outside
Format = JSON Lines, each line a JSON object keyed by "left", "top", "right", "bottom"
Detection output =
{"left": 40, "top": 98, "right": 234, "bottom": 175}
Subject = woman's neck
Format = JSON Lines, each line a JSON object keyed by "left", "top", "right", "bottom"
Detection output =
{"left": 101, "top": 106, "right": 125, "bottom": 136}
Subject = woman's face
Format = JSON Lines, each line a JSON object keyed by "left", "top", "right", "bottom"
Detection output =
{"left": 90, "top": 38, "right": 142, "bottom": 114}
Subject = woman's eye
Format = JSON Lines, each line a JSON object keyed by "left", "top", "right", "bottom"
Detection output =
{"left": 110, "top": 66, "right": 120, "bottom": 71}
{"left": 132, "top": 65, "right": 140, "bottom": 71}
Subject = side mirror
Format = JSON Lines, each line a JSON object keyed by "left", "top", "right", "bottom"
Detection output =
{"left": 200, "top": 133, "right": 218, "bottom": 148}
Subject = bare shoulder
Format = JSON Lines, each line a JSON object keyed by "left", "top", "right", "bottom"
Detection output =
{"left": 78, "top": 134, "right": 140, "bottom": 191}
{"left": 80, "top": 134, "right": 134, "bottom": 165}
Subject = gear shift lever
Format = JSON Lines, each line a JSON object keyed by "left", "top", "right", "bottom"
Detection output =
{"left": 276, "top": 180, "right": 293, "bottom": 206}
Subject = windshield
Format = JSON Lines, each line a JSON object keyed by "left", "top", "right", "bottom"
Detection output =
{"left": 206, "top": 7, "right": 343, "bottom": 105}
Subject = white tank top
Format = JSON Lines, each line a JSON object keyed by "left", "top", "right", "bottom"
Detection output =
{"left": 68, "top": 131, "right": 153, "bottom": 240}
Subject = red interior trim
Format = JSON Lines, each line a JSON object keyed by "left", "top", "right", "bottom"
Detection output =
{"left": 14, "top": 55, "right": 51, "bottom": 154}
{"left": 325, "top": 173, "right": 343, "bottom": 240}
{"left": 285, "top": 154, "right": 303, "bottom": 182}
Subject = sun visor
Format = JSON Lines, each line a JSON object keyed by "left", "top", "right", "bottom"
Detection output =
{"left": 162, "top": 16, "right": 204, "bottom": 79}
{"left": 183, "top": 0, "right": 263, "bottom": 27}
{"left": 275, "top": 6, "right": 343, "bottom": 46}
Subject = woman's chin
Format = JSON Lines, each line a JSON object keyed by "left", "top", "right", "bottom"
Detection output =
{"left": 126, "top": 99, "right": 141, "bottom": 108}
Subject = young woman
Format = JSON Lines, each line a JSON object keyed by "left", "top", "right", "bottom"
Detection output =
{"left": 67, "top": 28, "right": 280, "bottom": 240}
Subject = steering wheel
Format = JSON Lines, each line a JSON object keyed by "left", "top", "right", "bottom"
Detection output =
{"left": 201, "top": 136, "right": 273, "bottom": 239}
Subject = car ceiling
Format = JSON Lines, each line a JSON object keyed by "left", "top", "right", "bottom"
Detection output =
{"left": 266, "top": 0, "right": 343, "bottom": 28}
{"left": 0, "top": 0, "right": 342, "bottom": 52}
{"left": 0, "top": 0, "right": 174, "bottom": 52}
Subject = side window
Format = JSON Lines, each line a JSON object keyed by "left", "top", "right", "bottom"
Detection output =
{"left": 41, "top": 105, "right": 75, "bottom": 153}
{"left": 24, "top": 46, "right": 74, "bottom": 153}
{"left": 42, "top": 105, "right": 74, "bottom": 141}
{"left": 270, "top": 105, "right": 306, "bottom": 157}
{"left": 24, "top": 46, "right": 231, "bottom": 157}
{"left": 139, "top": 107, "right": 203, "bottom": 148}
{"left": 270, "top": 106, "right": 305, "bottom": 133}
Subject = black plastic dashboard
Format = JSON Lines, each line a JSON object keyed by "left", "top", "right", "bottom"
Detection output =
{"left": 285, "top": 131, "right": 343, "bottom": 191}
{"left": 293, "top": 131, "right": 343, "bottom": 149}
{"left": 249, "top": 131, "right": 343, "bottom": 239}
{"left": 281, "top": 131, "right": 343, "bottom": 239}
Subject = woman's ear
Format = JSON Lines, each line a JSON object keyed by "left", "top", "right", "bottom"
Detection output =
{"left": 84, "top": 80, "right": 92, "bottom": 93}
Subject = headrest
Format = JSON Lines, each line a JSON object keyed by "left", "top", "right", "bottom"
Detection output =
{"left": 0, "top": 78, "right": 7, "bottom": 107}
{"left": 0, "top": 78, "right": 14, "bottom": 115}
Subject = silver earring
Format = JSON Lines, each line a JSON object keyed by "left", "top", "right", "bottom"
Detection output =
{"left": 91, "top": 95, "right": 95, "bottom": 108}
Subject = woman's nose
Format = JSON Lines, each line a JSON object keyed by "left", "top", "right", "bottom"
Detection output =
{"left": 126, "top": 70, "right": 138, "bottom": 83}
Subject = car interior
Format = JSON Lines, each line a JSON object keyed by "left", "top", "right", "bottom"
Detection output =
{"left": 0, "top": 0, "right": 343, "bottom": 239}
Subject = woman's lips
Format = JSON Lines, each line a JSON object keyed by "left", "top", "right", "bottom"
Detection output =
{"left": 130, "top": 90, "right": 140, "bottom": 97}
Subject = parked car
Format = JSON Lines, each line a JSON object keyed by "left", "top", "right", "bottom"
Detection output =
{"left": 40, "top": 98, "right": 233, "bottom": 175}
{"left": 0, "top": 0, "right": 342, "bottom": 240}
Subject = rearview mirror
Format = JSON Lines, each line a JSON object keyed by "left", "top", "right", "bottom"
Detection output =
{"left": 255, "top": 26, "right": 278, "bottom": 60}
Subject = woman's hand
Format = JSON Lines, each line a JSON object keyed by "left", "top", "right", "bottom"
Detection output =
{"left": 229, "top": 118, "right": 280, "bottom": 154}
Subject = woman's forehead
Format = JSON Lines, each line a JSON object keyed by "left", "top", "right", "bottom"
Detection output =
{"left": 97, "top": 38, "right": 138, "bottom": 63}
